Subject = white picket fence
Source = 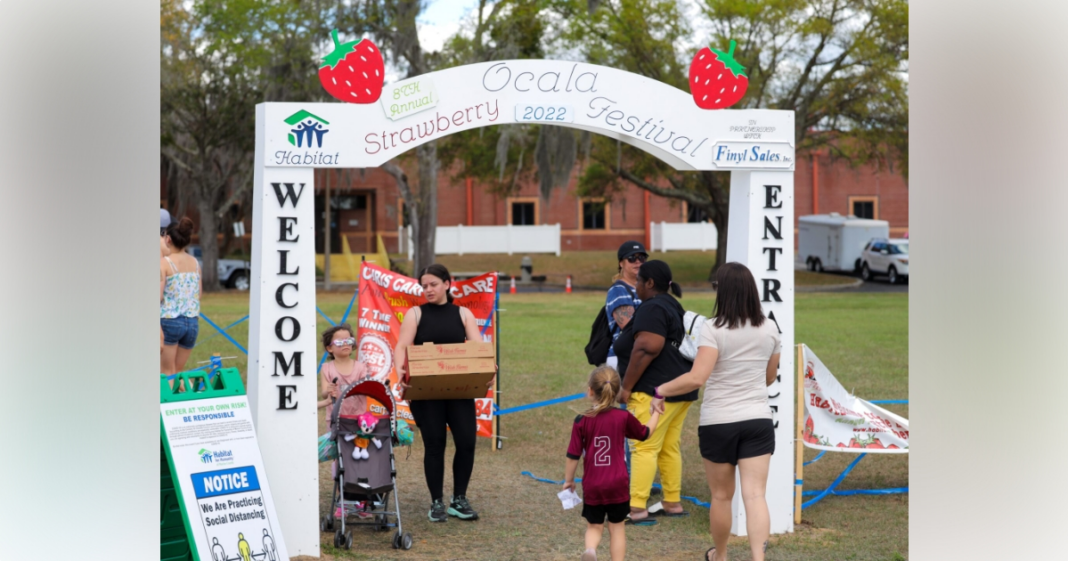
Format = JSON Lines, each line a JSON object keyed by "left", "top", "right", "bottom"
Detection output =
{"left": 401, "top": 224, "right": 562, "bottom": 258}
{"left": 650, "top": 221, "right": 719, "bottom": 252}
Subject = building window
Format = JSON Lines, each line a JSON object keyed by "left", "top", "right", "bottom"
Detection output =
{"left": 582, "top": 200, "right": 607, "bottom": 230}
{"left": 335, "top": 194, "right": 367, "bottom": 210}
{"left": 849, "top": 196, "right": 879, "bottom": 220}
{"left": 685, "top": 203, "right": 710, "bottom": 223}
{"left": 507, "top": 198, "right": 539, "bottom": 225}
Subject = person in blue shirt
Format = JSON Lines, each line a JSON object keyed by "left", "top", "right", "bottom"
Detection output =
{"left": 605, "top": 241, "right": 647, "bottom": 370}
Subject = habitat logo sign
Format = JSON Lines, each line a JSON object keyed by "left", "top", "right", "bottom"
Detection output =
{"left": 198, "top": 448, "right": 235, "bottom": 465}
{"left": 710, "top": 141, "right": 795, "bottom": 170}
{"left": 275, "top": 109, "right": 341, "bottom": 165}
{"left": 285, "top": 110, "right": 329, "bottom": 148}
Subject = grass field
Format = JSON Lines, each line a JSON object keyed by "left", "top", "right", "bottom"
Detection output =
{"left": 383, "top": 251, "right": 856, "bottom": 289}
{"left": 190, "top": 290, "right": 907, "bottom": 561}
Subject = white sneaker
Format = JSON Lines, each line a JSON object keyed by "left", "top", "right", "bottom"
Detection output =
{"left": 581, "top": 549, "right": 597, "bottom": 561}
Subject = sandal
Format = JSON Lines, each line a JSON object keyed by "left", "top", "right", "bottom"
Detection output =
{"left": 648, "top": 502, "right": 689, "bottom": 517}
{"left": 652, "top": 508, "right": 690, "bottom": 517}
{"left": 704, "top": 547, "right": 717, "bottom": 561}
{"left": 624, "top": 514, "right": 658, "bottom": 526}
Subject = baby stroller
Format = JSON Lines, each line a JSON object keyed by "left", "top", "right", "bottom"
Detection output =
{"left": 320, "top": 377, "right": 413, "bottom": 551}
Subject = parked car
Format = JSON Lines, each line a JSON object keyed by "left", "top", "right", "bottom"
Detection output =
{"left": 798, "top": 214, "right": 890, "bottom": 273}
{"left": 859, "top": 238, "right": 909, "bottom": 284}
{"left": 188, "top": 245, "right": 251, "bottom": 290}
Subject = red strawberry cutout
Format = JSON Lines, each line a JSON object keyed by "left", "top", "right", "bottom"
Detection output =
{"left": 319, "top": 29, "right": 385, "bottom": 104}
{"left": 689, "top": 40, "right": 748, "bottom": 110}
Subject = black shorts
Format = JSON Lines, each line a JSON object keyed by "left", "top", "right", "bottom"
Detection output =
{"left": 698, "top": 419, "right": 775, "bottom": 466}
{"left": 581, "top": 501, "right": 630, "bottom": 525}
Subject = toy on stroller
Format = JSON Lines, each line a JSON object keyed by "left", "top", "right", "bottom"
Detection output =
{"left": 320, "top": 377, "right": 413, "bottom": 551}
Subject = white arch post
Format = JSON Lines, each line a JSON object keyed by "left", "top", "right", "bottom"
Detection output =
{"left": 249, "top": 60, "right": 796, "bottom": 556}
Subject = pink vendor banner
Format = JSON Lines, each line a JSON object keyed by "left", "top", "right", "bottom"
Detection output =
{"left": 801, "top": 344, "right": 909, "bottom": 453}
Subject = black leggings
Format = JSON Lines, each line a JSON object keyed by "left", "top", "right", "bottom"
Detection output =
{"left": 408, "top": 398, "right": 477, "bottom": 501}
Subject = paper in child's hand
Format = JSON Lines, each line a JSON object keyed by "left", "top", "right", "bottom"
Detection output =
{"left": 557, "top": 488, "right": 582, "bottom": 510}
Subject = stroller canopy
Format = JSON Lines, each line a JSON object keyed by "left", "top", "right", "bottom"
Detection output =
{"left": 334, "top": 378, "right": 395, "bottom": 419}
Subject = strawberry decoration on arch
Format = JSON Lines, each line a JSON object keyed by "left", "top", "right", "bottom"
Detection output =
{"left": 319, "top": 29, "right": 385, "bottom": 104}
{"left": 689, "top": 39, "right": 748, "bottom": 110}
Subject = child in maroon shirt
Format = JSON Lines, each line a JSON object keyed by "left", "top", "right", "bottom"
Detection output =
{"left": 565, "top": 366, "right": 661, "bottom": 561}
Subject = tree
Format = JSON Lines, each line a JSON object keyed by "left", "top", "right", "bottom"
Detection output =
{"left": 551, "top": 0, "right": 908, "bottom": 274}
{"left": 161, "top": 0, "right": 335, "bottom": 289}
{"left": 333, "top": 0, "right": 441, "bottom": 275}
{"left": 435, "top": 1, "right": 583, "bottom": 204}
{"left": 345, "top": 0, "right": 560, "bottom": 273}
{"left": 161, "top": 0, "right": 257, "bottom": 290}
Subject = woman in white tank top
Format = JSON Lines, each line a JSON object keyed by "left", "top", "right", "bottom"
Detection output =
{"left": 160, "top": 217, "right": 203, "bottom": 378}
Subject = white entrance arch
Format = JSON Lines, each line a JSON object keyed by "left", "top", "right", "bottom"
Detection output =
{"left": 249, "top": 59, "right": 795, "bottom": 556}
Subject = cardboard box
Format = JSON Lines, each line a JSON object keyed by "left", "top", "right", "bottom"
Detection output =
{"left": 406, "top": 342, "right": 495, "bottom": 361}
{"left": 406, "top": 343, "right": 496, "bottom": 400}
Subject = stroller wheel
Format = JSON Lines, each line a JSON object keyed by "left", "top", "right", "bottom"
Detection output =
{"left": 375, "top": 514, "right": 388, "bottom": 531}
{"left": 392, "top": 531, "right": 402, "bottom": 550}
{"left": 344, "top": 530, "right": 353, "bottom": 550}
{"left": 333, "top": 529, "right": 343, "bottom": 547}
{"left": 320, "top": 516, "right": 334, "bottom": 532}
{"left": 402, "top": 532, "right": 413, "bottom": 550}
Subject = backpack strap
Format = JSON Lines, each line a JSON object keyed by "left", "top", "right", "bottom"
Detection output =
{"left": 688, "top": 314, "right": 701, "bottom": 335}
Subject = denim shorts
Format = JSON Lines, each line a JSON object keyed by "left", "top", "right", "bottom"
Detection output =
{"left": 161, "top": 316, "right": 199, "bottom": 349}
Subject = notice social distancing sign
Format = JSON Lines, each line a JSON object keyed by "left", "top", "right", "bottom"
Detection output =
{"left": 161, "top": 369, "right": 287, "bottom": 561}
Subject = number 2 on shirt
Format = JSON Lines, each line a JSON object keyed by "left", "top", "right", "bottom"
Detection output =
{"left": 593, "top": 436, "right": 611, "bottom": 466}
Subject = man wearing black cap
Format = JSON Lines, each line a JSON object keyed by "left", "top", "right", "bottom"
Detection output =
{"left": 604, "top": 241, "right": 647, "bottom": 370}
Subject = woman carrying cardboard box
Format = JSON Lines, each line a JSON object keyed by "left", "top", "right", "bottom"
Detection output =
{"left": 394, "top": 264, "right": 486, "bottom": 524}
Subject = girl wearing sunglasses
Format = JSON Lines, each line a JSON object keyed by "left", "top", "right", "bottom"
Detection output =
{"left": 317, "top": 323, "right": 369, "bottom": 416}
{"left": 317, "top": 323, "right": 373, "bottom": 519}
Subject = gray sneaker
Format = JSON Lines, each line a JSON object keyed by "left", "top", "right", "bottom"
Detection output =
{"left": 447, "top": 495, "right": 479, "bottom": 520}
{"left": 428, "top": 499, "right": 447, "bottom": 523}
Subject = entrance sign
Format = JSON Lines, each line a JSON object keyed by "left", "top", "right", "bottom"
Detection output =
{"left": 161, "top": 369, "right": 288, "bottom": 561}
{"left": 724, "top": 170, "right": 795, "bottom": 535}
{"left": 250, "top": 59, "right": 797, "bottom": 554}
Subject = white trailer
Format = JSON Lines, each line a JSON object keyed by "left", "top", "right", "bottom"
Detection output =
{"left": 798, "top": 213, "right": 889, "bottom": 273}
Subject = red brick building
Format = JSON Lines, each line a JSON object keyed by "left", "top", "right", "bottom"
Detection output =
{"left": 162, "top": 152, "right": 908, "bottom": 254}
{"left": 794, "top": 152, "right": 909, "bottom": 243}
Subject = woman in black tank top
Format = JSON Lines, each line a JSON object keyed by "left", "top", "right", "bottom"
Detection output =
{"left": 394, "top": 264, "right": 486, "bottom": 523}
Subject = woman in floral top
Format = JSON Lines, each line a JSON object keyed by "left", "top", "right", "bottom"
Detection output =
{"left": 160, "top": 217, "right": 202, "bottom": 377}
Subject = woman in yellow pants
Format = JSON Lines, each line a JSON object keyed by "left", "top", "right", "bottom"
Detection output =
{"left": 612, "top": 260, "right": 697, "bottom": 522}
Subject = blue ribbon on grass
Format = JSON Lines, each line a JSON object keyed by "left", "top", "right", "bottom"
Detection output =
{"left": 199, "top": 313, "right": 247, "bottom": 355}
{"left": 318, "top": 289, "right": 360, "bottom": 374}
{"left": 494, "top": 393, "right": 584, "bottom": 416}
{"left": 193, "top": 315, "right": 248, "bottom": 348}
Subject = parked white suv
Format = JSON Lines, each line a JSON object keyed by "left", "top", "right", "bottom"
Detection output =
{"left": 859, "top": 238, "right": 909, "bottom": 284}
{"left": 188, "top": 245, "right": 251, "bottom": 290}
